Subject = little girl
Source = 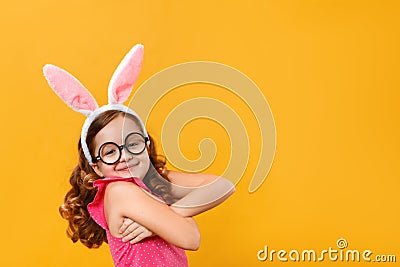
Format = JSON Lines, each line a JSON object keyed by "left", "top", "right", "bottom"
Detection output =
{"left": 44, "top": 44, "right": 235, "bottom": 266}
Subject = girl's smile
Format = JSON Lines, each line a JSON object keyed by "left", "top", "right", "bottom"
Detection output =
{"left": 117, "top": 161, "right": 139, "bottom": 171}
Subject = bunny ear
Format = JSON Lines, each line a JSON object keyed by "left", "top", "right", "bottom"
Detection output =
{"left": 108, "top": 44, "right": 144, "bottom": 104}
{"left": 43, "top": 64, "right": 98, "bottom": 116}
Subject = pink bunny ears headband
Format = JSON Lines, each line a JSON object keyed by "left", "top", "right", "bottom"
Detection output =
{"left": 43, "top": 44, "right": 149, "bottom": 165}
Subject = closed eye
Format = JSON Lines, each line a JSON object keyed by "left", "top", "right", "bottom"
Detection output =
{"left": 104, "top": 149, "right": 117, "bottom": 156}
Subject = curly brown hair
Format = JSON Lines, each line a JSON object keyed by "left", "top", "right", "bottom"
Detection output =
{"left": 59, "top": 110, "right": 173, "bottom": 248}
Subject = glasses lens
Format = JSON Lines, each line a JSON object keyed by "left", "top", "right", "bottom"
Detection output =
{"left": 125, "top": 133, "right": 146, "bottom": 154}
{"left": 99, "top": 143, "right": 120, "bottom": 164}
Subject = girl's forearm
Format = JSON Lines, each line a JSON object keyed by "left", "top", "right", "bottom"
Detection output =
{"left": 170, "top": 177, "right": 235, "bottom": 217}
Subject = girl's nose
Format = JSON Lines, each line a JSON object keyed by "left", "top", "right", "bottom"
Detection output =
{"left": 120, "top": 147, "right": 132, "bottom": 162}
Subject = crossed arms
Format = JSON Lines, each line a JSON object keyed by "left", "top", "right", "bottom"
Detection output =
{"left": 103, "top": 171, "right": 235, "bottom": 250}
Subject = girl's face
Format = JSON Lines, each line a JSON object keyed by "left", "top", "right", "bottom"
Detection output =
{"left": 91, "top": 114, "right": 150, "bottom": 179}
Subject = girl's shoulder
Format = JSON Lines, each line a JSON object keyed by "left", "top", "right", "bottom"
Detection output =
{"left": 94, "top": 177, "right": 149, "bottom": 192}
{"left": 92, "top": 177, "right": 150, "bottom": 210}
{"left": 104, "top": 178, "right": 141, "bottom": 196}
{"left": 101, "top": 177, "right": 161, "bottom": 204}
{"left": 88, "top": 177, "right": 139, "bottom": 230}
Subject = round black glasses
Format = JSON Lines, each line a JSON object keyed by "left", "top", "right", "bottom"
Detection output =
{"left": 95, "top": 132, "right": 149, "bottom": 165}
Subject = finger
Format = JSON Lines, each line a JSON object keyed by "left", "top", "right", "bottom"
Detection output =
{"left": 122, "top": 231, "right": 138, "bottom": 242}
{"left": 119, "top": 218, "right": 134, "bottom": 234}
{"left": 129, "top": 228, "right": 153, "bottom": 244}
{"left": 122, "top": 225, "right": 148, "bottom": 241}
{"left": 122, "top": 222, "right": 140, "bottom": 237}
{"left": 122, "top": 226, "right": 152, "bottom": 242}
{"left": 130, "top": 232, "right": 148, "bottom": 244}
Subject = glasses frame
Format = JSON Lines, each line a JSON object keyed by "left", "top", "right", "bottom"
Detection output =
{"left": 95, "top": 132, "right": 149, "bottom": 165}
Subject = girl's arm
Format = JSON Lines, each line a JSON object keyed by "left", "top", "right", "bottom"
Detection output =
{"left": 104, "top": 181, "right": 200, "bottom": 250}
{"left": 167, "top": 171, "right": 236, "bottom": 217}
{"left": 119, "top": 171, "right": 235, "bottom": 242}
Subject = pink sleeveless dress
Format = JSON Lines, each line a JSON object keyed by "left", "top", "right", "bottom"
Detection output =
{"left": 87, "top": 177, "right": 188, "bottom": 267}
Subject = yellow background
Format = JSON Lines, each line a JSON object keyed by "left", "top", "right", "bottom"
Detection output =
{"left": 0, "top": 0, "right": 399, "bottom": 266}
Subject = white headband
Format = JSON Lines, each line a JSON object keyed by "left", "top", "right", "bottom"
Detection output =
{"left": 43, "top": 44, "right": 149, "bottom": 164}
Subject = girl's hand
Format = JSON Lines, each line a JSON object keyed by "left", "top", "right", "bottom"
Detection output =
{"left": 119, "top": 217, "right": 154, "bottom": 244}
